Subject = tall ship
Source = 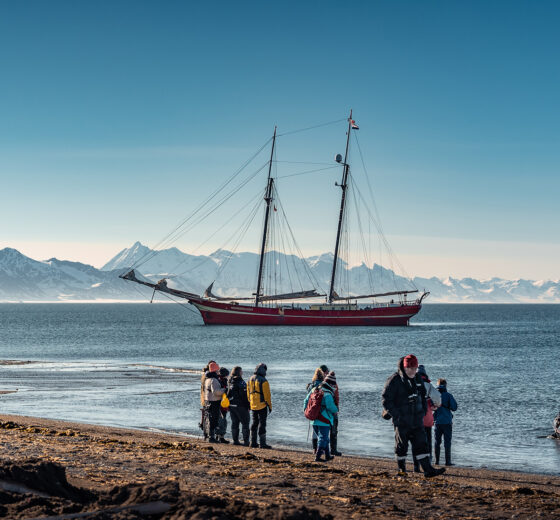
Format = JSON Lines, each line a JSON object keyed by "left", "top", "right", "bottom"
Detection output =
{"left": 121, "top": 111, "right": 428, "bottom": 325}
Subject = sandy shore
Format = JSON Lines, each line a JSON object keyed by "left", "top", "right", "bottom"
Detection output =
{"left": 1, "top": 414, "right": 559, "bottom": 519}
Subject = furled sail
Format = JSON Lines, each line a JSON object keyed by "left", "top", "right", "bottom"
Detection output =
{"left": 331, "top": 289, "right": 419, "bottom": 301}
{"left": 119, "top": 270, "right": 200, "bottom": 301}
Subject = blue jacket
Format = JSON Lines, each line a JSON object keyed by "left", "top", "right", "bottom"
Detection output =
{"left": 434, "top": 387, "right": 457, "bottom": 425}
{"left": 303, "top": 383, "right": 338, "bottom": 426}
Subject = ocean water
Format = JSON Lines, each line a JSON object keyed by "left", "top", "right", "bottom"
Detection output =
{"left": 0, "top": 303, "right": 558, "bottom": 475}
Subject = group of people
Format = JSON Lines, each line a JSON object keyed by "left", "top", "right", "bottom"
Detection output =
{"left": 199, "top": 355, "right": 459, "bottom": 478}
{"left": 200, "top": 361, "right": 272, "bottom": 448}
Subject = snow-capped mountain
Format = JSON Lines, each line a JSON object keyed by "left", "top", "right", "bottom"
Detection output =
{"left": 0, "top": 243, "right": 558, "bottom": 302}
{"left": 0, "top": 248, "right": 141, "bottom": 301}
{"left": 101, "top": 242, "right": 560, "bottom": 304}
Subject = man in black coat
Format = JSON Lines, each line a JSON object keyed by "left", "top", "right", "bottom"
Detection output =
{"left": 382, "top": 354, "right": 446, "bottom": 478}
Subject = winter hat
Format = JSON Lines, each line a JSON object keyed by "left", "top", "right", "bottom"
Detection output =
{"left": 208, "top": 362, "right": 219, "bottom": 373}
{"left": 417, "top": 365, "right": 428, "bottom": 378}
{"left": 219, "top": 367, "right": 230, "bottom": 377}
{"left": 403, "top": 354, "right": 418, "bottom": 368}
{"left": 324, "top": 371, "right": 337, "bottom": 386}
{"left": 319, "top": 364, "right": 329, "bottom": 374}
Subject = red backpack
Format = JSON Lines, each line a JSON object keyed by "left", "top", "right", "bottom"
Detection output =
{"left": 304, "top": 388, "right": 329, "bottom": 423}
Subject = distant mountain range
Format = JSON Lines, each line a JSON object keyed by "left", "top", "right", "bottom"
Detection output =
{"left": 0, "top": 242, "right": 558, "bottom": 303}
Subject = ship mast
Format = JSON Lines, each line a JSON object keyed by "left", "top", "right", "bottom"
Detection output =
{"left": 254, "top": 127, "right": 277, "bottom": 306}
{"left": 328, "top": 110, "right": 353, "bottom": 304}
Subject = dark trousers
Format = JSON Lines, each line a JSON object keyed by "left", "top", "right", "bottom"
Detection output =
{"left": 331, "top": 414, "right": 338, "bottom": 446}
{"left": 413, "top": 427, "right": 432, "bottom": 468}
{"left": 434, "top": 423, "right": 453, "bottom": 464}
{"left": 230, "top": 406, "right": 250, "bottom": 443}
{"left": 205, "top": 401, "right": 221, "bottom": 438}
{"left": 251, "top": 408, "right": 268, "bottom": 438}
{"left": 394, "top": 424, "right": 430, "bottom": 461}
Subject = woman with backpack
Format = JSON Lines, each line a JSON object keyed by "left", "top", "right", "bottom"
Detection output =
{"left": 227, "top": 366, "right": 250, "bottom": 446}
{"left": 304, "top": 372, "right": 338, "bottom": 462}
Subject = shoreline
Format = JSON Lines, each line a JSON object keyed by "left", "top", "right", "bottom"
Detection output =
{"left": 1, "top": 414, "right": 559, "bottom": 519}
{"left": 5, "top": 411, "right": 560, "bottom": 478}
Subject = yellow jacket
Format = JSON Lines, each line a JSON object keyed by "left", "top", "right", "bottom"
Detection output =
{"left": 247, "top": 375, "right": 272, "bottom": 411}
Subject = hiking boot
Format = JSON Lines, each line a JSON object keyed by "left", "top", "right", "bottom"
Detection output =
{"left": 218, "top": 436, "right": 230, "bottom": 444}
{"left": 232, "top": 440, "right": 241, "bottom": 446}
{"left": 413, "top": 464, "right": 421, "bottom": 473}
{"left": 312, "top": 437, "right": 318, "bottom": 454}
{"left": 243, "top": 440, "right": 250, "bottom": 447}
{"left": 323, "top": 447, "right": 334, "bottom": 461}
{"left": 330, "top": 439, "right": 342, "bottom": 456}
{"left": 419, "top": 457, "right": 446, "bottom": 478}
{"left": 259, "top": 435, "right": 272, "bottom": 449}
{"left": 314, "top": 448, "right": 325, "bottom": 462}
{"left": 397, "top": 458, "right": 407, "bottom": 474}
{"left": 445, "top": 462, "right": 455, "bottom": 466}
{"left": 208, "top": 436, "right": 218, "bottom": 444}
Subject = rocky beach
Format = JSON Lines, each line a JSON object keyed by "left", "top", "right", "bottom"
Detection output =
{"left": 0, "top": 414, "right": 558, "bottom": 519}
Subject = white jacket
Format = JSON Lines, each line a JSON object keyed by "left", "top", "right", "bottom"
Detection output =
{"left": 424, "top": 381, "right": 441, "bottom": 407}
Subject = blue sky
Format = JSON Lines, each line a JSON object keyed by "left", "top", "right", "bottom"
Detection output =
{"left": 0, "top": 1, "right": 558, "bottom": 279}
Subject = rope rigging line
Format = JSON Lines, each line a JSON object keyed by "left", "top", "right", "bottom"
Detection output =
{"left": 276, "top": 118, "right": 346, "bottom": 137}
{"left": 352, "top": 132, "right": 416, "bottom": 288}
{"left": 128, "top": 137, "right": 272, "bottom": 271}
{"left": 169, "top": 188, "right": 264, "bottom": 280}
{"left": 275, "top": 195, "right": 325, "bottom": 294}
{"left": 137, "top": 160, "right": 270, "bottom": 275}
{"left": 352, "top": 185, "right": 417, "bottom": 292}
{"left": 275, "top": 165, "right": 340, "bottom": 179}
{"left": 209, "top": 192, "right": 264, "bottom": 290}
{"left": 348, "top": 178, "right": 376, "bottom": 292}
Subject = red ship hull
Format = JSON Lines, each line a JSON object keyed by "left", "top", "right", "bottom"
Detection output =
{"left": 190, "top": 299, "right": 421, "bottom": 326}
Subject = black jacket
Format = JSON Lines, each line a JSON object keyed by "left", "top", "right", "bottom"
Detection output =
{"left": 381, "top": 357, "right": 427, "bottom": 429}
{"left": 227, "top": 375, "right": 250, "bottom": 409}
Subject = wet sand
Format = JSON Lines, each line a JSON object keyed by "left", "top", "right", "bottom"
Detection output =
{"left": 1, "top": 414, "right": 559, "bottom": 519}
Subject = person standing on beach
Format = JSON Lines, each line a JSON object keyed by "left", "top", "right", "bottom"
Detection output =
{"left": 315, "top": 365, "right": 342, "bottom": 456}
{"left": 324, "top": 371, "right": 342, "bottom": 456}
{"left": 199, "top": 360, "right": 216, "bottom": 439}
{"left": 304, "top": 376, "right": 338, "bottom": 462}
{"left": 434, "top": 378, "right": 458, "bottom": 466}
{"left": 381, "top": 354, "right": 446, "bottom": 477}
{"left": 248, "top": 363, "right": 272, "bottom": 449}
{"left": 203, "top": 362, "right": 225, "bottom": 443}
{"left": 215, "top": 367, "right": 230, "bottom": 444}
{"left": 306, "top": 367, "right": 325, "bottom": 454}
{"left": 412, "top": 365, "right": 441, "bottom": 472}
{"left": 553, "top": 412, "right": 560, "bottom": 439}
{"left": 227, "top": 366, "right": 250, "bottom": 446}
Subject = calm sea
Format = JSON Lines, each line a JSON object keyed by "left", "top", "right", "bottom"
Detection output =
{"left": 0, "top": 303, "right": 558, "bottom": 475}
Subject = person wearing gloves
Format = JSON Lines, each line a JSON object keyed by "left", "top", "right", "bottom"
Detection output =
{"left": 248, "top": 363, "right": 272, "bottom": 449}
{"left": 382, "top": 354, "right": 446, "bottom": 478}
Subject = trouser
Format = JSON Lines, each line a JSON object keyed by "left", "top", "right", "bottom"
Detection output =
{"left": 250, "top": 408, "right": 268, "bottom": 439}
{"left": 413, "top": 427, "right": 432, "bottom": 468}
{"left": 330, "top": 414, "right": 338, "bottom": 448}
{"left": 216, "top": 411, "right": 228, "bottom": 437}
{"left": 313, "top": 424, "right": 331, "bottom": 449}
{"left": 205, "top": 401, "right": 221, "bottom": 438}
{"left": 230, "top": 406, "right": 250, "bottom": 444}
{"left": 434, "top": 423, "right": 453, "bottom": 464}
{"left": 394, "top": 424, "right": 430, "bottom": 463}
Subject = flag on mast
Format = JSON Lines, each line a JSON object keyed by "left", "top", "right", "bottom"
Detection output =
{"left": 351, "top": 120, "right": 359, "bottom": 130}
